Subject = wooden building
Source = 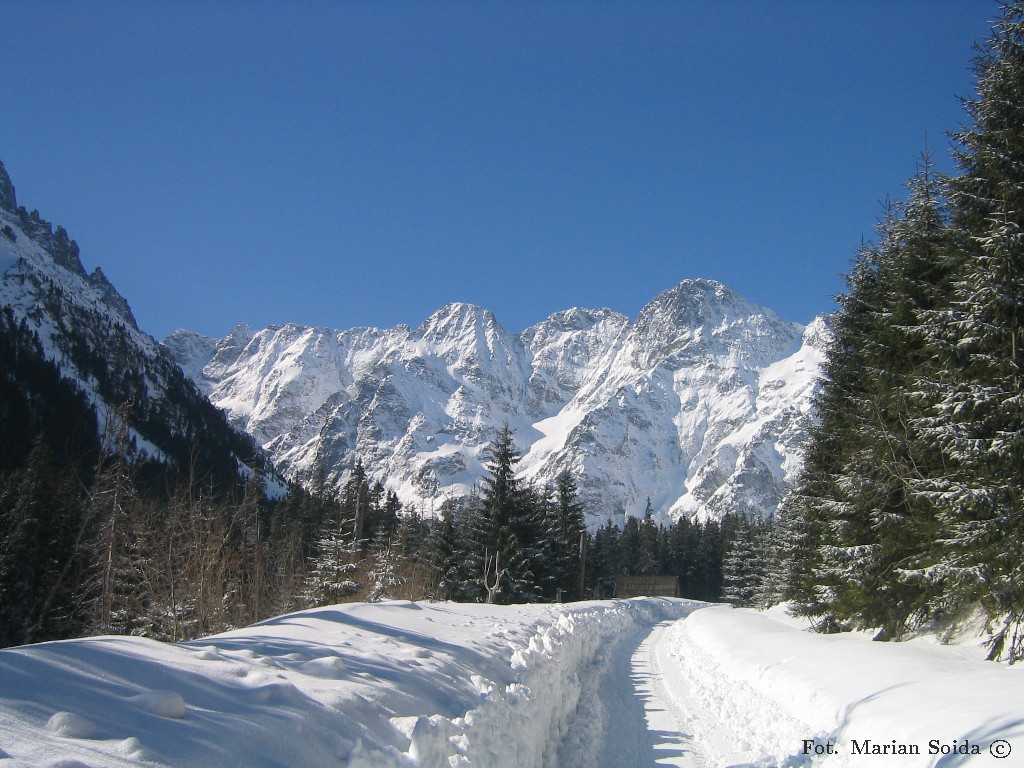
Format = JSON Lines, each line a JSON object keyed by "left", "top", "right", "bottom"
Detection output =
{"left": 613, "top": 575, "right": 680, "bottom": 599}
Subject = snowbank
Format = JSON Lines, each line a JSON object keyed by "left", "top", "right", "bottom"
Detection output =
{"left": 0, "top": 598, "right": 694, "bottom": 767}
{"left": 7, "top": 598, "right": 1015, "bottom": 768}
{"left": 666, "top": 604, "right": 1024, "bottom": 766}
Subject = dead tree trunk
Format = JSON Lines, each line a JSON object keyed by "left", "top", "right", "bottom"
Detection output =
{"left": 483, "top": 549, "right": 505, "bottom": 604}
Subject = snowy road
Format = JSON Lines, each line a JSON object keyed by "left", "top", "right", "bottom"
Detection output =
{"left": 560, "top": 616, "right": 744, "bottom": 768}
{"left": 591, "top": 620, "right": 700, "bottom": 767}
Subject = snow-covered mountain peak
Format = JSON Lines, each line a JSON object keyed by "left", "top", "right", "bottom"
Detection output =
{"left": 1, "top": 211, "right": 126, "bottom": 333}
{"left": 414, "top": 302, "right": 510, "bottom": 352}
{"left": 801, "top": 313, "right": 833, "bottom": 349}
{"left": 162, "top": 328, "right": 219, "bottom": 383}
{"left": 418, "top": 300, "right": 493, "bottom": 329}
{"left": 628, "top": 278, "right": 801, "bottom": 371}
{"left": 168, "top": 281, "right": 825, "bottom": 526}
{"left": 640, "top": 278, "right": 743, "bottom": 325}
{"left": 86, "top": 265, "right": 139, "bottom": 328}
{"left": 521, "top": 307, "right": 628, "bottom": 351}
{"left": 520, "top": 307, "right": 630, "bottom": 418}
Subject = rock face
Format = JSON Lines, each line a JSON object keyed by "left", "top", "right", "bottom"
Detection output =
{"left": 0, "top": 160, "right": 17, "bottom": 212}
{"left": 166, "top": 279, "right": 827, "bottom": 526}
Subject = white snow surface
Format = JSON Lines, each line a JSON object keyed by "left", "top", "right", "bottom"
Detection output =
{"left": 1, "top": 599, "right": 1019, "bottom": 767}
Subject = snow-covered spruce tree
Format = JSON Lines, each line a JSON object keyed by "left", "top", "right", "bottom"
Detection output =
{"left": 779, "top": 277, "right": 875, "bottom": 629}
{"left": 366, "top": 538, "right": 405, "bottom": 602}
{"left": 302, "top": 489, "right": 362, "bottom": 608}
{"left": 551, "top": 469, "right": 588, "bottom": 600}
{"left": 834, "top": 163, "right": 952, "bottom": 638}
{"left": 909, "top": 2, "right": 1024, "bottom": 660}
{"left": 759, "top": 503, "right": 795, "bottom": 607}
{"left": 782, "top": 158, "right": 952, "bottom": 637}
{"left": 810, "top": 236, "right": 902, "bottom": 628}
{"left": 525, "top": 484, "right": 559, "bottom": 600}
{"left": 424, "top": 498, "right": 471, "bottom": 600}
{"left": 722, "top": 517, "right": 772, "bottom": 608}
{"left": 472, "top": 425, "right": 538, "bottom": 604}
{"left": 529, "top": 470, "right": 589, "bottom": 601}
{"left": 303, "top": 528, "right": 361, "bottom": 607}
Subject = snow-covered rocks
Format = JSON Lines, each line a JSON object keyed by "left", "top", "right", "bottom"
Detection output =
{"left": 167, "top": 279, "right": 827, "bottom": 525}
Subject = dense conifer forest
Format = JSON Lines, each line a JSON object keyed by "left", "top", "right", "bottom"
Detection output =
{"left": 0, "top": 412, "right": 746, "bottom": 647}
{"left": 760, "top": 4, "right": 1024, "bottom": 662}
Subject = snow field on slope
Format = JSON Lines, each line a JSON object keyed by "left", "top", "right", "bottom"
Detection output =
{"left": 0, "top": 599, "right": 693, "bottom": 768}
{"left": 666, "top": 604, "right": 1024, "bottom": 767}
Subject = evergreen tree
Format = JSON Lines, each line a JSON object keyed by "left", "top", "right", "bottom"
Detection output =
{"left": 690, "top": 518, "right": 725, "bottom": 602}
{"left": 0, "top": 439, "right": 89, "bottom": 645}
{"left": 722, "top": 517, "right": 771, "bottom": 608}
{"left": 780, "top": 157, "right": 952, "bottom": 636}
{"left": 552, "top": 469, "right": 588, "bottom": 600}
{"left": 366, "top": 538, "right": 405, "bottom": 602}
{"left": 303, "top": 528, "right": 361, "bottom": 607}
{"left": 778, "top": 4, "right": 1024, "bottom": 660}
{"left": 662, "top": 517, "right": 692, "bottom": 593}
{"left": 636, "top": 500, "right": 660, "bottom": 577}
{"left": 425, "top": 499, "right": 469, "bottom": 601}
{"left": 909, "top": 3, "right": 1024, "bottom": 659}
{"left": 587, "top": 517, "right": 622, "bottom": 598}
{"left": 302, "top": 488, "right": 361, "bottom": 607}
{"left": 341, "top": 460, "right": 371, "bottom": 549}
{"left": 475, "top": 425, "right": 537, "bottom": 603}
{"left": 619, "top": 515, "right": 642, "bottom": 576}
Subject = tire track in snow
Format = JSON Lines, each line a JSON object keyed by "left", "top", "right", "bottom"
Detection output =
{"left": 556, "top": 618, "right": 705, "bottom": 768}
{"left": 631, "top": 621, "right": 707, "bottom": 767}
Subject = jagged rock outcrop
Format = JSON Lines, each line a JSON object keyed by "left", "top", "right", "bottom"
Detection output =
{"left": 0, "top": 160, "right": 17, "bottom": 212}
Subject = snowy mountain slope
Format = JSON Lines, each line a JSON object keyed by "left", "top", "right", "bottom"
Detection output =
{"left": 0, "top": 598, "right": 1017, "bottom": 768}
{"left": 166, "top": 280, "right": 828, "bottom": 525}
{"left": 0, "top": 160, "right": 274, "bottom": 487}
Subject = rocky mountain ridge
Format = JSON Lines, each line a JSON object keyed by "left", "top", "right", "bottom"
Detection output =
{"left": 0, "top": 160, "right": 276, "bottom": 491}
{"left": 166, "top": 279, "right": 828, "bottom": 526}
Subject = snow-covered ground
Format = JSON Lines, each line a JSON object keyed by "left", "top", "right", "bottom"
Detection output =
{"left": 0, "top": 599, "right": 1020, "bottom": 767}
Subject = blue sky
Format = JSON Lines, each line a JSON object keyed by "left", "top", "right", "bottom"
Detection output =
{"left": 0, "top": 1, "right": 996, "bottom": 340}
